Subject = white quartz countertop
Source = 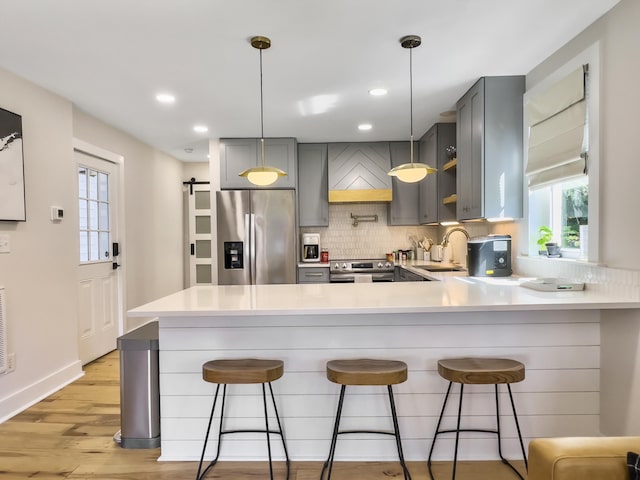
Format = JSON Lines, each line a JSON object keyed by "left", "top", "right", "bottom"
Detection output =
{"left": 129, "top": 273, "right": 640, "bottom": 317}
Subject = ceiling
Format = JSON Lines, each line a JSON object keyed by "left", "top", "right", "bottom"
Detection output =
{"left": 0, "top": 0, "right": 619, "bottom": 162}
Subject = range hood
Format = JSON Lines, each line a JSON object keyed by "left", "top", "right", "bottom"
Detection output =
{"left": 327, "top": 143, "right": 393, "bottom": 203}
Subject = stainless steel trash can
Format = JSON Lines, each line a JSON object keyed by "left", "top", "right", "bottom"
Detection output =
{"left": 116, "top": 321, "right": 160, "bottom": 448}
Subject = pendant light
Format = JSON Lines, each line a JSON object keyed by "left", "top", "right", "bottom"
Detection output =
{"left": 239, "top": 36, "right": 287, "bottom": 186}
{"left": 388, "top": 35, "right": 437, "bottom": 183}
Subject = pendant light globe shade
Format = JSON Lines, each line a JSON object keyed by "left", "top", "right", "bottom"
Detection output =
{"left": 389, "top": 34, "right": 436, "bottom": 183}
{"left": 388, "top": 162, "right": 437, "bottom": 183}
{"left": 239, "top": 36, "right": 287, "bottom": 186}
{"left": 239, "top": 165, "right": 288, "bottom": 186}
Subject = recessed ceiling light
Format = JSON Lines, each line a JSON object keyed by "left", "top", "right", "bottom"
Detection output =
{"left": 358, "top": 124, "right": 373, "bottom": 131}
{"left": 155, "top": 93, "right": 176, "bottom": 104}
{"left": 369, "top": 88, "right": 387, "bottom": 96}
{"left": 193, "top": 125, "right": 208, "bottom": 133}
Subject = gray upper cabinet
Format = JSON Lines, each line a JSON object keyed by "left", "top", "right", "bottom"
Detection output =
{"left": 456, "top": 76, "right": 525, "bottom": 221}
{"left": 298, "top": 143, "right": 329, "bottom": 227}
{"left": 220, "top": 138, "right": 297, "bottom": 189}
{"left": 327, "top": 142, "right": 392, "bottom": 202}
{"left": 388, "top": 141, "right": 420, "bottom": 225}
{"left": 418, "top": 127, "right": 439, "bottom": 224}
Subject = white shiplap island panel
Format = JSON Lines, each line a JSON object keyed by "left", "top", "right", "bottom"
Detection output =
{"left": 128, "top": 279, "right": 640, "bottom": 462}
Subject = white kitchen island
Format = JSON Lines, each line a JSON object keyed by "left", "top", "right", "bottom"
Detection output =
{"left": 128, "top": 276, "right": 640, "bottom": 462}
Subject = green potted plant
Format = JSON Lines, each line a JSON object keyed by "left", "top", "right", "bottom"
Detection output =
{"left": 536, "top": 226, "right": 554, "bottom": 255}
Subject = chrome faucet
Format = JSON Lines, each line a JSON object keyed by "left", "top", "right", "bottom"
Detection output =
{"left": 440, "top": 227, "right": 470, "bottom": 247}
{"left": 440, "top": 227, "right": 470, "bottom": 266}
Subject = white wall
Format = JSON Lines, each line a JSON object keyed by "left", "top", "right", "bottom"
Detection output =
{"left": 522, "top": 0, "right": 640, "bottom": 435}
{"left": 525, "top": 0, "right": 639, "bottom": 271}
{"left": 182, "top": 162, "right": 209, "bottom": 184}
{"left": 73, "top": 108, "right": 185, "bottom": 331}
{"left": 0, "top": 66, "right": 185, "bottom": 422}
{"left": 0, "top": 67, "right": 82, "bottom": 421}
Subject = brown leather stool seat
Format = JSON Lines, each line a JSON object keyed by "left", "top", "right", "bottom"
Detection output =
{"left": 428, "top": 357, "right": 527, "bottom": 480}
{"left": 321, "top": 359, "right": 411, "bottom": 480}
{"left": 195, "top": 359, "right": 289, "bottom": 480}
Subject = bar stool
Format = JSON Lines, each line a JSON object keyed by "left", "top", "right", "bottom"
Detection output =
{"left": 427, "top": 357, "right": 527, "bottom": 480}
{"left": 195, "top": 358, "right": 290, "bottom": 480}
{"left": 321, "top": 358, "right": 412, "bottom": 480}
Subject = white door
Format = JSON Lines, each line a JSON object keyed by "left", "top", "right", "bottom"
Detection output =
{"left": 185, "top": 183, "right": 213, "bottom": 286}
{"left": 76, "top": 149, "right": 121, "bottom": 365}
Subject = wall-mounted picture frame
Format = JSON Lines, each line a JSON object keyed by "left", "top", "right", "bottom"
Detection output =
{"left": 0, "top": 106, "right": 26, "bottom": 221}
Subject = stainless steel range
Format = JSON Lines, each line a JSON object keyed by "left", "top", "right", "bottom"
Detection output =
{"left": 329, "top": 259, "right": 395, "bottom": 283}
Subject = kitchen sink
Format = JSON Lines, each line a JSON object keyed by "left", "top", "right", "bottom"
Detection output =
{"left": 416, "top": 265, "right": 466, "bottom": 272}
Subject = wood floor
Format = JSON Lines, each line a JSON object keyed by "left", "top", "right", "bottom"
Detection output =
{"left": 0, "top": 350, "right": 527, "bottom": 479}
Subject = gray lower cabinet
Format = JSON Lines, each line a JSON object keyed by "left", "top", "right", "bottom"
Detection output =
{"left": 298, "top": 267, "right": 330, "bottom": 284}
{"left": 220, "top": 138, "right": 297, "bottom": 189}
{"left": 298, "top": 144, "right": 329, "bottom": 227}
{"left": 456, "top": 76, "right": 525, "bottom": 221}
{"left": 419, "top": 124, "right": 456, "bottom": 225}
{"left": 388, "top": 142, "right": 420, "bottom": 225}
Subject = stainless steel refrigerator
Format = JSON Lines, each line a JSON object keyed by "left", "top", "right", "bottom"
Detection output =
{"left": 217, "top": 190, "right": 297, "bottom": 285}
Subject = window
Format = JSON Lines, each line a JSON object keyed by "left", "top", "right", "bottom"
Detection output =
{"left": 529, "top": 176, "right": 588, "bottom": 259}
{"left": 524, "top": 44, "right": 599, "bottom": 262}
{"left": 78, "top": 166, "right": 111, "bottom": 263}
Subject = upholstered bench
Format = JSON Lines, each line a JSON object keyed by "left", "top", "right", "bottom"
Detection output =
{"left": 528, "top": 436, "right": 640, "bottom": 480}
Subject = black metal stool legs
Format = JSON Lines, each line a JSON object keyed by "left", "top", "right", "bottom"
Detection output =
{"left": 196, "top": 383, "right": 226, "bottom": 480}
{"left": 507, "top": 384, "right": 528, "bottom": 473}
{"left": 196, "top": 382, "right": 290, "bottom": 480}
{"left": 320, "top": 385, "right": 346, "bottom": 480}
{"left": 320, "top": 385, "right": 411, "bottom": 480}
{"left": 266, "top": 382, "right": 291, "bottom": 480}
{"left": 427, "top": 381, "right": 453, "bottom": 480}
{"left": 427, "top": 382, "right": 527, "bottom": 480}
{"left": 387, "top": 385, "right": 412, "bottom": 480}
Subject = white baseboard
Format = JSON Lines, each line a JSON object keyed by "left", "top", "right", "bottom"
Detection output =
{"left": 0, "top": 360, "right": 84, "bottom": 423}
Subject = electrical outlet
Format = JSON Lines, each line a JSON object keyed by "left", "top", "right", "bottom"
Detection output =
{"left": 7, "top": 353, "right": 15, "bottom": 373}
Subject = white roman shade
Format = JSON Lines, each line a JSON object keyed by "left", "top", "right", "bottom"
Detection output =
{"left": 526, "top": 65, "right": 588, "bottom": 188}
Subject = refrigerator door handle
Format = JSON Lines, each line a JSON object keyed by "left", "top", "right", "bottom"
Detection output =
{"left": 249, "top": 213, "right": 257, "bottom": 284}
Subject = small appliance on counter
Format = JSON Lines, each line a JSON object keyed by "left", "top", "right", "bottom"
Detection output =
{"left": 301, "top": 233, "right": 321, "bottom": 262}
{"left": 467, "top": 234, "right": 512, "bottom": 277}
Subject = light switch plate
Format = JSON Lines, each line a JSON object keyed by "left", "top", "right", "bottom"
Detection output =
{"left": 0, "top": 234, "right": 9, "bottom": 253}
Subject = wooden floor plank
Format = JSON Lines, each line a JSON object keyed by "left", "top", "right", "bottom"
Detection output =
{"left": 0, "top": 350, "right": 527, "bottom": 479}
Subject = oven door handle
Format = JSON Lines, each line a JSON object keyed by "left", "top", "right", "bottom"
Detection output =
{"left": 330, "top": 275, "right": 355, "bottom": 283}
{"left": 372, "top": 274, "right": 394, "bottom": 282}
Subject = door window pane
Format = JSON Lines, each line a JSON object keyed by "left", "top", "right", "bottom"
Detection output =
{"left": 100, "top": 232, "right": 110, "bottom": 260}
{"left": 195, "top": 190, "right": 210, "bottom": 210}
{"left": 195, "top": 216, "right": 211, "bottom": 234}
{"left": 80, "top": 231, "right": 89, "bottom": 262}
{"left": 196, "top": 265, "right": 212, "bottom": 283}
{"left": 88, "top": 200, "right": 99, "bottom": 230}
{"left": 196, "top": 240, "right": 211, "bottom": 259}
{"left": 78, "top": 168, "right": 87, "bottom": 198}
{"left": 79, "top": 166, "right": 111, "bottom": 264}
{"left": 98, "top": 172, "right": 108, "bottom": 201}
{"left": 89, "top": 231, "right": 99, "bottom": 262}
{"left": 99, "top": 202, "right": 109, "bottom": 230}
{"left": 79, "top": 199, "right": 88, "bottom": 230}
{"left": 88, "top": 171, "right": 98, "bottom": 200}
